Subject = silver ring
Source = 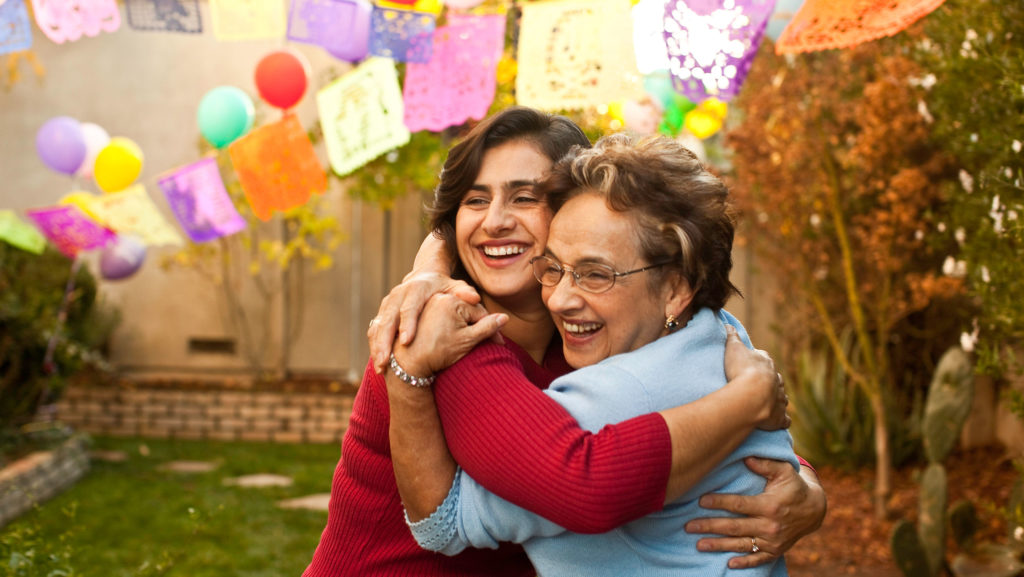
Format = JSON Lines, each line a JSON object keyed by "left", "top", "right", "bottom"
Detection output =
{"left": 751, "top": 537, "right": 760, "bottom": 553}
{"left": 368, "top": 317, "right": 380, "bottom": 328}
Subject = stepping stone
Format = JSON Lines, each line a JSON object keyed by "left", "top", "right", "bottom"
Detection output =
{"left": 223, "top": 474, "right": 294, "bottom": 488}
{"left": 158, "top": 460, "right": 220, "bottom": 473}
{"left": 276, "top": 493, "right": 331, "bottom": 511}
{"left": 90, "top": 450, "right": 128, "bottom": 462}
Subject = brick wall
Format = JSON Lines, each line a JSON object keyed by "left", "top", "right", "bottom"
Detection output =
{"left": 0, "top": 435, "right": 90, "bottom": 528}
{"left": 55, "top": 387, "right": 355, "bottom": 444}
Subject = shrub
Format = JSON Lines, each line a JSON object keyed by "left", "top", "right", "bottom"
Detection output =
{"left": 0, "top": 244, "right": 118, "bottom": 434}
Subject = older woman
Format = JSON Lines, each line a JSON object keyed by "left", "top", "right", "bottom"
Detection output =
{"left": 387, "top": 132, "right": 799, "bottom": 575}
{"left": 305, "top": 108, "right": 822, "bottom": 577}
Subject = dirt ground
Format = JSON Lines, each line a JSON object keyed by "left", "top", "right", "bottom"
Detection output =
{"left": 786, "top": 446, "right": 1019, "bottom": 576}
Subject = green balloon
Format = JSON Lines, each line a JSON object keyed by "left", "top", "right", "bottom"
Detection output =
{"left": 197, "top": 86, "right": 255, "bottom": 149}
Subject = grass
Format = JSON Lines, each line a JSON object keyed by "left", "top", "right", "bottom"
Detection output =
{"left": 1, "top": 436, "right": 341, "bottom": 577}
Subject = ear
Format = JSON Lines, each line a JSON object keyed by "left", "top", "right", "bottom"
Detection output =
{"left": 664, "top": 272, "right": 695, "bottom": 321}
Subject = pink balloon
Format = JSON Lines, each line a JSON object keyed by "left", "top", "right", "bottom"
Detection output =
{"left": 443, "top": 0, "right": 484, "bottom": 8}
{"left": 76, "top": 123, "right": 110, "bottom": 179}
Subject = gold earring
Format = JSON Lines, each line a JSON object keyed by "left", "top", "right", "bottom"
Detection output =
{"left": 665, "top": 314, "right": 679, "bottom": 331}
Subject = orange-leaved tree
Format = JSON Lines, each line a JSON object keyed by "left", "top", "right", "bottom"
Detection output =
{"left": 727, "top": 38, "right": 965, "bottom": 517}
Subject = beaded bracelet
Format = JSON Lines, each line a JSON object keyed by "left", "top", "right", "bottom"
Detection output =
{"left": 388, "top": 354, "right": 436, "bottom": 388}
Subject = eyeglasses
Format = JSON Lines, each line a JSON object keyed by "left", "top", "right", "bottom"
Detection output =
{"left": 529, "top": 255, "right": 673, "bottom": 294}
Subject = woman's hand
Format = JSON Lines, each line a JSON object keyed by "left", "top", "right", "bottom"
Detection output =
{"left": 684, "top": 458, "right": 827, "bottom": 569}
{"left": 723, "top": 326, "right": 789, "bottom": 431}
{"left": 368, "top": 272, "right": 481, "bottom": 373}
{"left": 391, "top": 293, "right": 507, "bottom": 378}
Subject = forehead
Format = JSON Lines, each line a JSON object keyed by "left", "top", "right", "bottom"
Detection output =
{"left": 476, "top": 140, "right": 552, "bottom": 186}
{"left": 548, "top": 193, "right": 640, "bottom": 262}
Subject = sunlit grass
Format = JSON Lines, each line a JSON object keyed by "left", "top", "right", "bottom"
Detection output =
{"left": 1, "top": 436, "right": 341, "bottom": 576}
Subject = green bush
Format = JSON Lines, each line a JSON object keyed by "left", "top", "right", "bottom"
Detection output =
{"left": 0, "top": 244, "right": 119, "bottom": 434}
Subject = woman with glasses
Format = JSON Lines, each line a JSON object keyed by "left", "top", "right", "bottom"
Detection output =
{"left": 305, "top": 108, "right": 824, "bottom": 577}
{"left": 388, "top": 132, "right": 799, "bottom": 575}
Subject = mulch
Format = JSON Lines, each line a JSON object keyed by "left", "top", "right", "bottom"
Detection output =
{"left": 787, "top": 445, "right": 1019, "bottom": 576}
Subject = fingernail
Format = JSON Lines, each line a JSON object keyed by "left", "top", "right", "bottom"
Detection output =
{"left": 699, "top": 496, "right": 713, "bottom": 508}
{"left": 400, "top": 331, "right": 410, "bottom": 344}
{"left": 697, "top": 542, "right": 711, "bottom": 552}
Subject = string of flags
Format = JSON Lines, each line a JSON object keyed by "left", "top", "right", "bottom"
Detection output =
{"left": 2, "top": 0, "right": 950, "bottom": 279}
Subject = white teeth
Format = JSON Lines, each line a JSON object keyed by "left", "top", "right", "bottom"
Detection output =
{"left": 563, "top": 321, "right": 601, "bottom": 334}
{"left": 483, "top": 245, "right": 526, "bottom": 257}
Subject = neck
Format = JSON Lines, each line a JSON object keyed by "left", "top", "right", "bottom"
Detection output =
{"left": 481, "top": 293, "right": 555, "bottom": 364}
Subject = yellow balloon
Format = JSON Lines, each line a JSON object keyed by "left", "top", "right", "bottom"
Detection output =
{"left": 58, "top": 191, "right": 102, "bottom": 221}
{"left": 684, "top": 108, "right": 723, "bottom": 140}
{"left": 94, "top": 137, "right": 144, "bottom": 193}
{"left": 606, "top": 101, "right": 625, "bottom": 123}
{"left": 699, "top": 97, "right": 728, "bottom": 121}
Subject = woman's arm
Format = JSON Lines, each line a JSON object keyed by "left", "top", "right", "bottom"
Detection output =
{"left": 386, "top": 294, "right": 507, "bottom": 522}
{"left": 684, "top": 458, "right": 827, "bottom": 569}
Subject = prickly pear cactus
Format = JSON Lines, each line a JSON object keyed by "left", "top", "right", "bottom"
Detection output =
{"left": 919, "top": 463, "right": 949, "bottom": 576}
{"left": 923, "top": 347, "right": 975, "bottom": 464}
{"left": 892, "top": 520, "right": 932, "bottom": 577}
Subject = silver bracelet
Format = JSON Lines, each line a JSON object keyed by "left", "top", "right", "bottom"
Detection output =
{"left": 388, "top": 354, "right": 436, "bottom": 388}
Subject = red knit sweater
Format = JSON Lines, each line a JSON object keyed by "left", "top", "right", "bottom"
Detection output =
{"left": 302, "top": 338, "right": 672, "bottom": 577}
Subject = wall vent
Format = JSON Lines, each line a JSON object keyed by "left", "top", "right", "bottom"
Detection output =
{"left": 187, "top": 338, "right": 237, "bottom": 355}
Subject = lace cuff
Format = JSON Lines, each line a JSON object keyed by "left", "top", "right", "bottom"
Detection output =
{"left": 405, "top": 467, "right": 461, "bottom": 552}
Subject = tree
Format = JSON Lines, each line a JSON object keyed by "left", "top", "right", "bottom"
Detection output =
{"left": 727, "top": 38, "right": 965, "bottom": 517}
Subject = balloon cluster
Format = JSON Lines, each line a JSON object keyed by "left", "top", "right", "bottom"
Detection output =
{"left": 197, "top": 49, "right": 311, "bottom": 150}
{"left": 34, "top": 116, "right": 148, "bottom": 280}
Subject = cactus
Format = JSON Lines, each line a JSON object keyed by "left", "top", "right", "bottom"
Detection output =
{"left": 891, "top": 346, "right": 975, "bottom": 577}
{"left": 949, "top": 500, "right": 979, "bottom": 550}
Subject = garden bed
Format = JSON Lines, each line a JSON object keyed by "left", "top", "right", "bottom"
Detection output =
{"left": 0, "top": 433, "right": 90, "bottom": 528}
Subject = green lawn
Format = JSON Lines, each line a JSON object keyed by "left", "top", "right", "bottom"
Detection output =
{"left": 1, "top": 436, "right": 341, "bottom": 577}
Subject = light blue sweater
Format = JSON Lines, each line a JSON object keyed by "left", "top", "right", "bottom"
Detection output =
{"left": 409, "top": 308, "right": 798, "bottom": 576}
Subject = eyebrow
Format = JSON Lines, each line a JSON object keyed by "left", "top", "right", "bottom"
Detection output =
{"left": 468, "top": 179, "right": 539, "bottom": 193}
{"left": 543, "top": 247, "right": 612, "bottom": 267}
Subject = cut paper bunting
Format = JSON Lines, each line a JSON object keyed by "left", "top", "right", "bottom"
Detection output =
{"left": 87, "top": 185, "right": 185, "bottom": 246}
{"left": 775, "top": 0, "right": 945, "bottom": 54}
{"left": 403, "top": 13, "right": 505, "bottom": 132}
{"left": 317, "top": 57, "right": 411, "bottom": 177}
{"left": 210, "top": 0, "right": 285, "bottom": 41}
{"left": 0, "top": 210, "right": 46, "bottom": 254}
{"left": 126, "top": 0, "right": 202, "bottom": 33}
{"left": 633, "top": 0, "right": 670, "bottom": 75}
{"left": 368, "top": 6, "right": 436, "bottom": 63}
{"left": 30, "top": 0, "right": 120, "bottom": 44}
{"left": 26, "top": 205, "right": 114, "bottom": 258}
{"left": 0, "top": 0, "right": 33, "bottom": 54}
{"left": 516, "top": 0, "right": 644, "bottom": 110}
{"left": 287, "top": 0, "right": 362, "bottom": 49}
{"left": 228, "top": 114, "right": 327, "bottom": 221}
{"left": 664, "top": 0, "right": 775, "bottom": 103}
{"left": 158, "top": 156, "right": 247, "bottom": 243}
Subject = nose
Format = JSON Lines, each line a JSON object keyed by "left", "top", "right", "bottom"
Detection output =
{"left": 543, "top": 269, "right": 584, "bottom": 315}
{"left": 481, "top": 200, "right": 514, "bottom": 235}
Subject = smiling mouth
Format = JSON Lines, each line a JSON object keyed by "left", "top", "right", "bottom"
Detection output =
{"left": 562, "top": 321, "right": 603, "bottom": 336}
{"left": 482, "top": 245, "right": 527, "bottom": 259}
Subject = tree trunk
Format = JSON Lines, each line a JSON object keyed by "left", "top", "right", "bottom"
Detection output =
{"left": 870, "top": 390, "right": 892, "bottom": 518}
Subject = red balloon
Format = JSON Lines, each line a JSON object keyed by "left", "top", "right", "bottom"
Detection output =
{"left": 254, "top": 50, "right": 310, "bottom": 110}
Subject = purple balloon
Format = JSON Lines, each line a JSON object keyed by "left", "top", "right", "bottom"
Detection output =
{"left": 99, "top": 234, "right": 147, "bottom": 280}
{"left": 324, "top": 0, "right": 372, "bottom": 62}
{"left": 36, "top": 116, "right": 88, "bottom": 175}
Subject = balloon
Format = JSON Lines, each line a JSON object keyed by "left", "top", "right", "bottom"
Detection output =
{"left": 94, "top": 138, "right": 144, "bottom": 193}
{"left": 58, "top": 191, "right": 102, "bottom": 221}
{"left": 254, "top": 50, "right": 311, "bottom": 110}
{"left": 684, "top": 108, "right": 724, "bottom": 140}
{"left": 197, "top": 86, "right": 255, "bottom": 148}
{"left": 442, "top": 0, "right": 482, "bottom": 8}
{"left": 75, "top": 123, "right": 110, "bottom": 179}
{"left": 99, "top": 234, "right": 147, "bottom": 281}
{"left": 325, "top": 0, "right": 372, "bottom": 62}
{"left": 621, "top": 99, "right": 661, "bottom": 135}
{"left": 659, "top": 102, "right": 685, "bottom": 136}
{"left": 36, "top": 116, "right": 87, "bottom": 175}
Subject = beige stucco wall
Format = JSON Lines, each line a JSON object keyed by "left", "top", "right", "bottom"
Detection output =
{"left": 1, "top": 8, "right": 428, "bottom": 383}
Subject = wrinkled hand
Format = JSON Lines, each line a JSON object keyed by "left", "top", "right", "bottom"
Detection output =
{"left": 723, "top": 326, "right": 789, "bottom": 431}
{"left": 392, "top": 293, "right": 507, "bottom": 378}
{"left": 685, "top": 458, "right": 827, "bottom": 569}
{"left": 368, "top": 272, "right": 481, "bottom": 373}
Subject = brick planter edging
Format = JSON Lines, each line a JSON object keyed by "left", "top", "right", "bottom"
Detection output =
{"left": 0, "top": 434, "right": 91, "bottom": 528}
{"left": 54, "top": 387, "right": 355, "bottom": 444}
